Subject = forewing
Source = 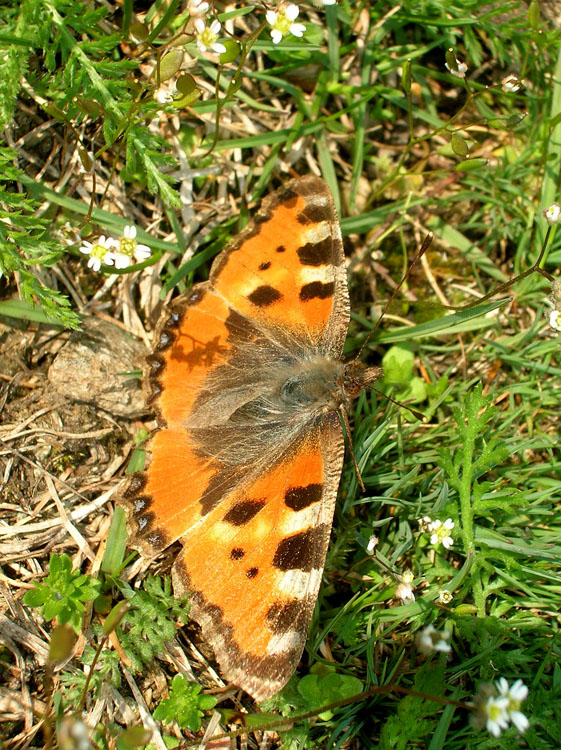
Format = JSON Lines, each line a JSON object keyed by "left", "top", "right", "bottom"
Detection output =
{"left": 122, "top": 284, "right": 263, "bottom": 554}
{"left": 210, "top": 175, "right": 350, "bottom": 356}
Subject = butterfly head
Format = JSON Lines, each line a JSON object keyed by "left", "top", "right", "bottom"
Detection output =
{"left": 343, "top": 359, "right": 383, "bottom": 398}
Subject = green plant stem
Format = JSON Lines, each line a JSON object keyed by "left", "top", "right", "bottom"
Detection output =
{"left": 537, "top": 39, "right": 561, "bottom": 252}
{"left": 472, "top": 571, "right": 486, "bottom": 617}
{"left": 146, "top": 0, "right": 182, "bottom": 45}
{"left": 78, "top": 635, "right": 109, "bottom": 711}
{"left": 459, "top": 433, "right": 475, "bottom": 555}
{"left": 446, "top": 225, "right": 554, "bottom": 313}
{"left": 202, "top": 20, "right": 267, "bottom": 157}
{"left": 178, "top": 683, "right": 472, "bottom": 748}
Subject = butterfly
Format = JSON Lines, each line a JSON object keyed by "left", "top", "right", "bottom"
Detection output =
{"left": 122, "top": 175, "right": 382, "bottom": 701}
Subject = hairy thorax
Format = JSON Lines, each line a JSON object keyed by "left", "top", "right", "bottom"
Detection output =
{"left": 187, "top": 352, "right": 382, "bottom": 470}
{"left": 275, "top": 357, "right": 347, "bottom": 412}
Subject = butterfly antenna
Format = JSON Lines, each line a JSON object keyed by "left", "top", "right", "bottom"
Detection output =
{"left": 358, "top": 232, "right": 434, "bottom": 358}
{"left": 371, "top": 388, "right": 425, "bottom": 421}
{"left": 339, "top": 406, "right": 366, "bottom": 493}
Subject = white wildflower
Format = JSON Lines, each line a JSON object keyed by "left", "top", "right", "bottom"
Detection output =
{"left": 112, "top": 225, "right": 151, "bottom": 268}
{"left": 57, "top": 717, "right": 91, "bottom": 750}
{"left": 154, "top": 88, "right": 174, "bottom": 104}
{"left": 395, "top": 571, "right": 415, "bottom": 604}
{"left": 438, "top": 589, "right": 453, "bottom": 604}
{"left": 496, "top": 678, "right": 529, "bottom": 733}
{"left": 366, "top": 535, "right": 378, "bottom": 554}
{"left": 543, "top": 202, "right": 561, "bottom": 225}
{"left": 502, "top": 74, "right": 522, "bottom": 93}
{"left": 549, "top": 310, "right": 561, "bottom": 331}
{"left": 445, "top": 57, "right": 468, "bottom": 79}
{"left": 416, "top": 624, "right": 452, "bottom": 655}
{"left": 418, "top": 515, "right": 435, "bottom": 533}
{"left": 266, "top": 4, "right": 306, "bottom": 44}
{"left": 194, "top": 18, "right": 226, "bottom": 55}
{"left": 188, "top": 0, "right": 210, "bottom": 15}
{"left": 79, "top": 236, "right": 115, "bottom": 272}
{"left": 112, "top": 253, "right": 132, "bottom": 270}
{"left": 430, "top": 518, "right": 454, "bottom": 549}
{"left": 483, "top": 695, "right": 510, "bottom": 737}
{"left": 395, "top": 582, "right": 415, "bottom": 604}
{"left": 472, "top": 680, "right": 529, "bottom": 737}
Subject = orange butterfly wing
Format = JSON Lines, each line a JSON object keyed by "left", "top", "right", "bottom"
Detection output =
{"left": 122, "top": 175, "right": 351, "bottom": 700}
{"left": 173, "top": 423, "right": 344, "bottom": 700}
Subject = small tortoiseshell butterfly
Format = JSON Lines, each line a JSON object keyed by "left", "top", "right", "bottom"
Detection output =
{"left": 122, "top": 175, "right": 382, "bottom": 701}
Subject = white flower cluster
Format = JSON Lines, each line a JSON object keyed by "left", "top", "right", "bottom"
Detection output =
{"left": 79, "top": 226, "right": 151, "bottom": 271}
{"left": 190, "top": 2, "right": 339, "bottom": 55}
{"left": 473, "top": 679, "right": 529, "bottom": 737}
{"left": 395, "top": 569, "right": 416, "bottom": 604}
{"left": 418, "top": 516, "right": 454, "bottom": 549}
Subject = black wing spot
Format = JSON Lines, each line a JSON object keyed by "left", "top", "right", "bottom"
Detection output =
{"left": 285, "top": 484, "right": 322, "bottom": 511}
{"left": 297, "top": 238, "right": 332, "bottom": 267}
{"left": 266, "top": 599, "right": 303, "bottom": 633}
{"left": 223, "top": 499, "right": 266, "bottom": 526}
{"left": 299, "top": 281, "right": 335, "bottom": 301}
{"left": 273, "top": 527, "right": 325, "bottom": 571}
{"left": 248, "top": 285, "right": 283, "bottom": 308}
{"left": 297, "top": 204, "right": 330, "bottom": 225}
{"left": 123, "top": 473, "right": 147, "bottom": 499}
